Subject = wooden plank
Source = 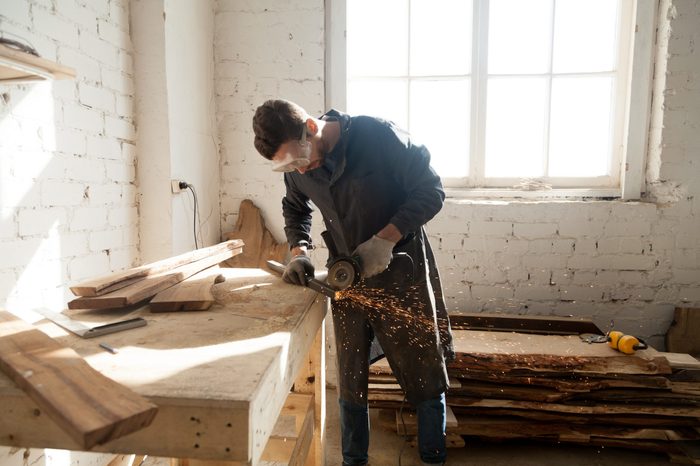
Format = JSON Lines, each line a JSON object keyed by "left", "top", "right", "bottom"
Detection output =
{"left": 446, "top": 397, "right": 700, "bottom": 418}
{"left": 667, "top": 308, "right": 700, "bottom": 355}
{"left": 659, "top": 352, "right": 700, "bottom": 370}
{"left": 223, "top": 199, "right": 287, "bottom": 269}
{"left": 68, "top": 248, "right": 241, "bottom": 310}
{"left": 0, "top": 43, "right": 76, "bottom": 81}
{"left": 291, "top": 315, "right": 326, "bottom": 466}
{"left": 70, "top": 240, "right": 244, "bottom": 297}
{"left": 447, "top": 330, "right": 672, "bottom": 375}
{"left": 149, "top": 267, "right": 225, "bottom": 312}
{"left": 0, "top": 311, "right": 157, "bottom": 449}
{"left": 449, "top": 313, "right": 603, "bottom": 335}
{"left": 261, "top": 393, "right": 314, "bottom": 465}
{"left": 396, "top": 406, "right": 458, "bottom": 435}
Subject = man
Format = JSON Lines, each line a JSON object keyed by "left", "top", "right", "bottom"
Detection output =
{"left": 252, "top": 99, "right": 453, "bottom": 466}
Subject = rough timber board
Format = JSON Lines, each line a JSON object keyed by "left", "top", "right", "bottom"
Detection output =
{"left": 68, "top": 249, "right": 241, "bottom": 310}
{"left": 149, "top": 267, "right": 224, "bottom": 312}
{"left": 70, "top": 240, "right": 244, "bottom": 297}
{"left": 0, "top": 268, "right": 327, "bottom": 463}
{"left": 0, "top": 311, "right": 157, "bottom": 449}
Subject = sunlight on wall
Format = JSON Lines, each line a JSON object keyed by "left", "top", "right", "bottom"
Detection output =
{"left": 0, "top": 82, "right": 59, "bottom": 322}
{"left": 0, "top": 83, "right": 55, "bottom": 211}
{"left": 7, "top": 220, "right": 64, "bottom": 322}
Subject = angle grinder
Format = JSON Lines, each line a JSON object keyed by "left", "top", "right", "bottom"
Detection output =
{"left": 327, "top": 256, "right": 363, "bottom": 291}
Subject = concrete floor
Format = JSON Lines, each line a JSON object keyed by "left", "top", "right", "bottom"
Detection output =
{"left": 324, "top": 390, "right": 672, "bottom": 466}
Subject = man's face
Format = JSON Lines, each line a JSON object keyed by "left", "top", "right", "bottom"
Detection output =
{"left": 271, "top": 124, "right": 323, "bottom": 174}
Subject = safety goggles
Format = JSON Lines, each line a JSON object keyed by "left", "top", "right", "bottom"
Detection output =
{"left": 271, "top": 125, "right": 312, "bottom": 172}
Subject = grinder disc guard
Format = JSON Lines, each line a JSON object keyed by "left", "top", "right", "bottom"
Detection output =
{"left": 327, "top": 258, "right": 362, "bottom": 291}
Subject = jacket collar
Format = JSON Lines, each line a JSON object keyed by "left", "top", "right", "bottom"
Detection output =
{"left": 321, "top": 109, "right": 352, "bottom": 185}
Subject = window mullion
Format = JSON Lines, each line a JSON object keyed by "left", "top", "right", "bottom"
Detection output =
{"left": 471, "top": 0, "right": 489, "bottom": 186}
{"left": 543, "top": 0, "right": 556, "bottom": 178}
{"left": 406, "top": 0, "right": 412, "bottom": 133}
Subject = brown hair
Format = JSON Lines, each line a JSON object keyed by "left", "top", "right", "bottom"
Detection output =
{"left": 252, "top": 99, "right": 307, "bottom": 160}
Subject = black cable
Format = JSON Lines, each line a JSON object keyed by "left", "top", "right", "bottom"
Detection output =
{"left": 186, "top": 184, "right": 200, "bottom": 249}
{"left": 398, "top": 396, "right": 408, "bottom": 466}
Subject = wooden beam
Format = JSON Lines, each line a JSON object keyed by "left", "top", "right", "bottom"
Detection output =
{"left": 0, "top": 311, "right": 157, "bottom": 449}
{"left": 292, "top": 320, "right": 326, "bottom": 466}
{"left": 70, "top": 240, "right": 244, "bottom": 297}
{"left": 261, "top": 393, "right": 314, "bottom": 466}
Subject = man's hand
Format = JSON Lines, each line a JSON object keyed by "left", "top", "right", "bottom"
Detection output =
{"left": 352, "top": 235, "right": 396, "bottom": 278}
{"left": 283, "top": 255, "right": 315, "bottom": 286}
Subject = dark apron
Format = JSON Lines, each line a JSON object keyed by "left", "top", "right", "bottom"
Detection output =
{"left": 331, "top": 229, "right": 451, "bottom": 406}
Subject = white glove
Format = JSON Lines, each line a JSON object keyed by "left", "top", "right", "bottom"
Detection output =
{"left": 352, "top": 235, "right": 395, "bottom": 278}
{"left": 283, "top": 255, "right": 315, "bottom": 286}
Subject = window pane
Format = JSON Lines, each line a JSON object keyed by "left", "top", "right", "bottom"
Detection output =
{"left": 347, "top": 0, "right": 408, "bottom": 77}
{"left": 549, "top": 77, "right": 613, "bottom": 177}
{"left": 485, "top": 77, "right": 548, "bottom": 178}
{"left": 488, "top": 0, "right": 553, "bottom": 74}
{"left": 410, "top": 79, "right": 470, "bottom": 177}
{"left": 553, "top": 0, "right": 619, "bottom": 73}
{"left": 410, "top": 0, "right": 472, "bottom": 76}
{"left": 347, "top": 79, "right": 408, "bottom": 130}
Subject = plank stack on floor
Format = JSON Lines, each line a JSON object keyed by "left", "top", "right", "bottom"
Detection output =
{"left": 68, "top": 240, "right": 243, "bottom": 311}
{"left": 368, "top": 315, "right": 700, "bottom": 463}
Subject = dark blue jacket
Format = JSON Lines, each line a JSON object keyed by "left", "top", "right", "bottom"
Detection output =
{"left": 281, "top": 109, "right": 453, "bottom": 404}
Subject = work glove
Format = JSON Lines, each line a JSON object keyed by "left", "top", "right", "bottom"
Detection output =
{"left": 283, "top": 255, "right": 315, "bottom": 286}
{"left": 352, "top": 235, "right": 395, "bottom": 278}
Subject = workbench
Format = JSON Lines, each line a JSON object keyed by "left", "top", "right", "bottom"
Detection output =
{"left": 0, "top": 267, "right": 328, "bottom": 466}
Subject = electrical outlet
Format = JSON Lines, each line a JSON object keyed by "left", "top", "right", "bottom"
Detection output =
{"left": 171, "top": 180, "right": 183, "bottom": 193}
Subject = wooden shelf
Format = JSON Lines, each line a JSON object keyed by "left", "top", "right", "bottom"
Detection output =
{"left": 0, "top": 43, "right": 75, "bottom": 83}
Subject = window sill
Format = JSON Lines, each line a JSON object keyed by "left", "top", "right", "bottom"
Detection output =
{"left": 444, "top": 187, "right": 622, "bottom": 201}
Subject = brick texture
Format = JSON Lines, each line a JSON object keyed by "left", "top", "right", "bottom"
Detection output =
{"left": 0, "top": 0, "right": 138, "bottom": 316}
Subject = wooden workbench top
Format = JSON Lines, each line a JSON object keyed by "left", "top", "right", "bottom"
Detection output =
{"left": 0, "top": 267, "right": 328, "bottom": 465}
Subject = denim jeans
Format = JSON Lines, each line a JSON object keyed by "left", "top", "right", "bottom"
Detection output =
{"left": 339, "top": 393, "right": 447, "bottom": 466}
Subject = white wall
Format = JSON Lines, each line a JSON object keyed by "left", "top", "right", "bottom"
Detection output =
{"left": 0, "top": 0, "right": 137, "bottom": 464}
{"left": 0, "top": 0, "right": 138, "bottom": 318}
{"left": 165, "top": 0, "right": 220, "bottom": 254}
{"left": 214, "top": 0, "right": 325, "bottom": 239}
{"left": 132, "top": 0, "right": 219, "bottom": 263}
{"left": 214, "top": 0, "right": 700, "bottom": 349}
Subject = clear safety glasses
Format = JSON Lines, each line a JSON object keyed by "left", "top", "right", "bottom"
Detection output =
{"left": 271, "top": 125, "right": 312, "bottom": 172}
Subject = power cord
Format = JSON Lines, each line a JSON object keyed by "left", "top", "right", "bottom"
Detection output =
{"left": 398, "top": 396, "right": 408, "bottom": 466}
{"left": 179, "top": 181, "right": 201, "bottom": 249}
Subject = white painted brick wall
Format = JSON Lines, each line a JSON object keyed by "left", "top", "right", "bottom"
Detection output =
{"left": 0, "top": 0, "right": 139, "bottom": 326}
{"left": 214, "top": 0, "right": 700, "bottom": 351}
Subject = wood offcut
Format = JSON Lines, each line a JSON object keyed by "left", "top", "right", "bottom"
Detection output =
{"left": 0, "top": 311, "right": 157, "bottom": 449}
{"left": 224, "top": 199, "right": 287, "bottom": 268}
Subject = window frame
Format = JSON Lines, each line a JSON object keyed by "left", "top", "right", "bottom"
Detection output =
{"left": 325, "top": 0, "right": 656, "bottom": 200}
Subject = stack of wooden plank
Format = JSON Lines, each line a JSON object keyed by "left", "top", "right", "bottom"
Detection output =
{"left": 368, "top": 315, "right": 700, "bottom": 463}
{"left": 68, "top": 240, "right": 243, "bottom": 312}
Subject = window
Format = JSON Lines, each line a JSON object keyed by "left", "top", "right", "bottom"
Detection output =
{"left": 327, "top": 0, "right": 656, "bottom": 198}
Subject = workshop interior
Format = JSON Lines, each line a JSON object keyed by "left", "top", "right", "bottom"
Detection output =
{"left": 1, "top": 1, "right": 700, "bottom": 466}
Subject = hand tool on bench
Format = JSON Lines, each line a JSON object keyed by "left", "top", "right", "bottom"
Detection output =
{"left": 266, "top": 260, "right": 338, "bottom": 299}
{"left": 35, "top": 308, "right": 147, "bottom": 338}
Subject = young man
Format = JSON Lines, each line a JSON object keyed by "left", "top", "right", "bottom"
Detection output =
{"left": 253, "top": 99, "right": 453, "bottom": 466}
